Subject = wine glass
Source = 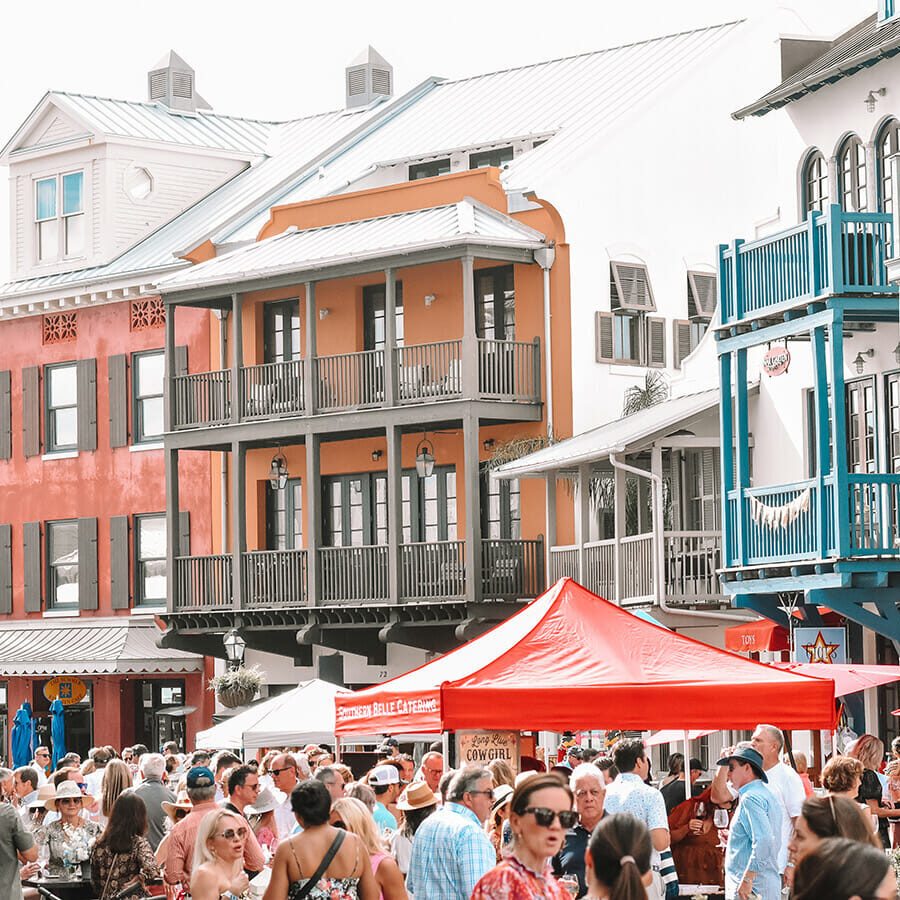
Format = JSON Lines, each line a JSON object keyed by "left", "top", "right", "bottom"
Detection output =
{"left": 695, "top": 800, "right": 707, "bottom": 820}
{"left": 713, "top": 808, "right": 729, "bottom": 828}
{"left": 37, "top": 843, "right": 49, "bottom": 876}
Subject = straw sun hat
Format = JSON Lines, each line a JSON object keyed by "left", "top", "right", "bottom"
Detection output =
{"left": 161, "top": 791, "right": 193, "bottom": 821}
{"left": 45, "top": 780, "right": 95, "bottom": 811}
{"left": 28, "top": 784, "right": 55, "bottom": 809}
{"left": 396, "top": 782, "right": 438, "bottom": 811}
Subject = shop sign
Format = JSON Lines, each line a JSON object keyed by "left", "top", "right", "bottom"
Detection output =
{"left": 44, "top": 676, "right": 87, "bottom": 706}
{"left": 762, "top": 346, "right": 791, "bottom": 377}
{"left": 456, "top": 730, "right": 519, "bottom": 773}
{"left": 794, "top": 627, "right": 847, "bottom": 665}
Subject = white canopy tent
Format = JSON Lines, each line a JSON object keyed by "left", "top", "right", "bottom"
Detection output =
{"left": 195, "top": 679, "right": 357, "bottom": 750}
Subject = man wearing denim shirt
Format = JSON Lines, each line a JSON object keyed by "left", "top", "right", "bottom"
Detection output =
{"left": 716, "top": 744, "right": 780, "bottom": 900}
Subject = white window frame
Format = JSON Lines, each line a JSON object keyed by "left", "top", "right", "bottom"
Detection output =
{"left": 33, "top": 169, "right": 85, "bottom": 264}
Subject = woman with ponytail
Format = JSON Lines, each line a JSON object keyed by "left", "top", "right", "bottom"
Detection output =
{"left": 471, "top": 774, "right": 574, "bottom": 900}
{"left": 585, "top": 814, "right": 653, "bottom": 900}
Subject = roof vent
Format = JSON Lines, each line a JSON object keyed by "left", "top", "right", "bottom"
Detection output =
{"left": 147, "top": 50, "right": 211, "bottom": 113}
{"left": 345, "top": 46, "right": 393, "bottom": 109}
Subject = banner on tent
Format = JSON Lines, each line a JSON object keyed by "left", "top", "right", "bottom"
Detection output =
{"left": 457, "top": 730, "right": 520, "bottom": 772}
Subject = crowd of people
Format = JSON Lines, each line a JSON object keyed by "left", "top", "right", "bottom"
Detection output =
{"left": 0, "top": 730, "right": 895, "bottom": 900}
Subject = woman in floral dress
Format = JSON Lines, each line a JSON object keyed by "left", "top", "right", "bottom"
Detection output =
{"left": 90, "top": 793, "right": 160, "bottom": 900}
{"left": 36, "top": 781, "right": 102, "bottom": 875}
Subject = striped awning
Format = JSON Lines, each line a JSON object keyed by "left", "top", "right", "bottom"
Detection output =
{"left": 0, "top": 618, "right": 202, "bottom": 676}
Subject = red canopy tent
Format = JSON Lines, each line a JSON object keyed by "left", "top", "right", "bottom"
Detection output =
{"left": 724, "top": 619, "right": 790, "bottom": 653}
{"left": 335, "top": 578, "right": 836, "bottom": 735}
{"left": 774, "top": 662, "right": 900, "bottom": 697}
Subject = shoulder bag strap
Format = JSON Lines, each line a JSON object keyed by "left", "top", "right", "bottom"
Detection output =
{"left": 291, "top": 830, "right": 346, "bottom": 900}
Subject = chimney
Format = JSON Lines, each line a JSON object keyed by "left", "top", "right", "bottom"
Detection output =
{"left": 148, "top": 50, "right": 211, "bottom": 113}
{"left": 345, "top": 46, "right": 393, "bottom": 109}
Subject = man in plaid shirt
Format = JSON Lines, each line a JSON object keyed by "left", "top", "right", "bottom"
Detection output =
{"left": 407, "top": 766, "right": 495, "bottom": 900}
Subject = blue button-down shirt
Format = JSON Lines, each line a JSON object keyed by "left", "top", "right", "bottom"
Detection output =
{"left": 406, "top": 801, "right": 495, "bottom": 900}
{"left": 724, "top": 779, "right": 781, "bottom": 900}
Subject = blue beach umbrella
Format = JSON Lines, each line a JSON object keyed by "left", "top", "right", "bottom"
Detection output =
{"left": 50, "top": 699, "right": 66, "bottom": 768}
{"left": 10, "top": 704, "right": 32, "bottom": 767}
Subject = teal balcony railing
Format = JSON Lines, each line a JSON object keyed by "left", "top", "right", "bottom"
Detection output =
{"left": 718, "top": 206, "right": 895, "bottom": 326}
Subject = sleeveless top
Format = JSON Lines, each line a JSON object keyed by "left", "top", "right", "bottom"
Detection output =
{"left": 286, "top": 835, "right": 361, "bottom": 900}
{"left": 370, "top": 853, "right": 388, "bottom": 900}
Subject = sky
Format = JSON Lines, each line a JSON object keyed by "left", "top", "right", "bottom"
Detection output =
{"left": 0, "top": 0, "right": 876, "bottom": 283}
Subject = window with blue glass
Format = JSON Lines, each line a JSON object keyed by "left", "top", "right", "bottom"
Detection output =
{"left": 34, "top": 171, "right": 84, "bottom": 262}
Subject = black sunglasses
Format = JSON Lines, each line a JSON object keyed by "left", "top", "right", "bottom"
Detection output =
{"left": 523, "top": 807, "right": 578, "bottom": 828}
{"left": 271, "top": 766, "right": 296, "bottom": 776}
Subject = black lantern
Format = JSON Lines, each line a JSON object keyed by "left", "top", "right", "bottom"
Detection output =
{"left": 223, "top": 629, "right": 246, "bottom": 668}
{"left": 268, "top": 451, "right": 289, "bottom": 490}
{"left": 415, "top": 436, "right": 435, "bottom": 478}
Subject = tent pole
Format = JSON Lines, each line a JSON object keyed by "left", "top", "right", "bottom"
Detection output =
{"left": 442, "top": 731, "right": 449, "bottom": 771}
{"left": 683, "top": 730, "right": 691, "bottom": 802}
{"left": 335, "top": 734, "right": 341, "bottom": 764}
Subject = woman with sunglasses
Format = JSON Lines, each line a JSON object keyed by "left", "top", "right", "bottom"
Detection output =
{"left": 471, "top": 774, "right": 575, "bottom": 900}
{"left": 36, "top": 780, "right": 102, "bottom": 875}
{"left": 190, "top": 811, "right": 251, "bottom": 900}
{"left": 791, "top": 836, "right": 896, "bottom": 900}
{"left": 90, "top": 793, "right": 160, "bottom": 899}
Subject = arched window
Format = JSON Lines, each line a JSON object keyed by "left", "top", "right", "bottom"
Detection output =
{"left": 877, "top": 119, "right": 900, "bottom": 214}
{"left": 838, "top": 136, "right": 867, "bottom": 211}
{"left": 803, "top": 150, "right": 829, "bottom": 217}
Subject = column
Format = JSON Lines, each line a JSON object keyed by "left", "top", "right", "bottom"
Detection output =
{"left": 829, "top": 313, "right": 850, "bottom": 557}
{"left": 811, "top": 324, "right": 831, "bottom": 555}
{"left": 651, "top": 444, "right": 665, "bottom": 604}
{"left": 463, "top": 410, "right": 482, "bottom": 603}
{"left": 230, "top": 293, "right": 243, "bottom": 424}
{"left": 545, "top": 473, "right": 557, "bottom": 585}
{"left": 577, "top": 464, "right": 591, "bottom": 584}
{"left": 613, "top": 463, "right": 625, "bottom": 604}
{"left": 165, "top": 448, "right": 179, "bottom": 612}
{"left": 304, "top": 282, "right": 318, "bottom": 414}
{"left": 386, "top": 425, "right": 403, "bottom": 602}
{"left": 719, "top": 351, "right": 734, "bottom": 565}
{"left": 164, "top": 300, "right": 176, "bottom": 432}
{"left": 461, "top": 255, "right": 479, "bottom": 398}
{"left": 384, "top": 269, "right": 398, "bottom": 407}
{"left": 305, "top": 432, "right": 322, "bottom": 605}
{"left": 230, "top": 440, "right": 246, "bottom": 610}
{"left": 734, "top": 348, "right": 749, "bottom": 567}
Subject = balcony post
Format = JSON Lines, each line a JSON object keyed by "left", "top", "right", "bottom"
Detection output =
{"left": 811, "top": 324, "right": 830, "bottom": 555}
{"left": 231, "top": 440, "right": 246, "bottom": 610}
{"left": 304, "top": 282, "right": 318, "bottom": 415}
{"left": 651, "top": 443, "right": 664, "bottom": 602}
{"left": 719, "top": 351, "right": 734, "bottom": 565}
{"left": 730, "top": 239, "right": 744, "bottom": 321}
{"left": 230, "top": 293, "right": 243, "bottom": 424}
{"left": 165, "top": 447, "right": 180, "bottom": 612}
{"left": 463, "top": 410, "right": 482, "bottom": 602}
{"left": 461, "top": 255, "right": 479, "bottom": 398}
{"left": 545, "top": 472, "right": 557, "bottom": 584}
{"left": 386, "top": 424, "right": 402, "bottom": 602}
{"left": 829, "top": 313, "right": 850, "bottom": 557}
{"left": 734, "top": 348, "right": 750, "bottom": 567}
{"left": 806, "top": 210, "right": 821, "bottom": 298}
{"left": 613, "top": 463, "right": 625, "bottom": 604}
{"left": 577, "top": 464, "right": 590, "bottom": 585}
{"left": 384, "top": 268, "right": 398, "bottom": 407}
{"left": 828, "top": 205, "right": 845, "bottom": 295}
{"left": 305, "top": 431, "right": 322, "bottom": 605}
{"left": 164, "top": 300, "right": 176, "bottom": 432}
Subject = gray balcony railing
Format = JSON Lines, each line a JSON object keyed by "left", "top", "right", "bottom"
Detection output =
{"left": 401, "top": 540, "right": 466, "bottom": 600}
{"left": 315, "top": 350, "right": 384, "bottom": 411}
{"left": 319, "top": 545, "right": 390, "bottom": 603}
{"left": 174, "top": 554, "right": 232, "bottom": 610}
{"left": 173, "top": 370, "right": 231, "bottom": 428}
{"left": 663, "top": 531, "right": 722, "bottom": 602}
{"left": 478, "top": 338, "right": 541, "bottom": 401}
{"left": 396, "top": 340, "right": 462, "bottom": 403}
{"left": 241, "top": 360, "right": 304, "bottom": 419}
{"left": 242, "top": 549, "right": 308, "bottom": 607}
{"left": 481, "top": 537, "right": 544, "bottom": 599}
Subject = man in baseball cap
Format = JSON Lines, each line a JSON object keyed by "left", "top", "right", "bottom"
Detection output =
{"left": 714, "top": 744, "right": 780, "bottom": 900}
{"left": 369, "top": 764, "right": 401, "bottom": 832}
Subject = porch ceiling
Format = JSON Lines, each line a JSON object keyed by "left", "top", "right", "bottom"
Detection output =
{"left": 156, "top": 198, "right": 547, "bottom": 299}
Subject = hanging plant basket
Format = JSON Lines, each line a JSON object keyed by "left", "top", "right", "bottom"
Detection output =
{"left": 209, "top": 665, "right": 263, "bottom": 708}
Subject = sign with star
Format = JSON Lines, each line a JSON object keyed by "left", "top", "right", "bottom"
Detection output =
{"left": 794, "top": 627, "right": 847, "bottom": 664}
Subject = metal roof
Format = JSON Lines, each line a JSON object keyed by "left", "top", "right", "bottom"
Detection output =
{"left": 223, "top": 20, "right": 746, "bottom": 242}
{"left": 733, "top": 14, "right": 900, "bottom": 119}
{"left": 157, "top": 198, "right": 547, "bottom": 294}
{"left": 0, "top": 618, "right": 202, "bottom": 676}
{"left": 495, "top": 387, "right": 722, "bottom": 478}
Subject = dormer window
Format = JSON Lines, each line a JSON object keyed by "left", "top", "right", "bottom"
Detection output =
{"left": 35, "top": 171, "right": 84, "bottom": 262}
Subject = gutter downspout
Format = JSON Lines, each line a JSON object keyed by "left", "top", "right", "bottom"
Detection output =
{"left": 533, "top": 246, "right": 556, "bottom": 440}
{"left": 609, "top": 452, "right": 755, "bottom": 623}
{"left": 215, "top": 309, "right": 230, "bottom": 550}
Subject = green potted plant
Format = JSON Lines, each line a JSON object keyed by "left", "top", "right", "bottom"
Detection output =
{"left": 209, "top": 665, "right": 264, "bottom": 708}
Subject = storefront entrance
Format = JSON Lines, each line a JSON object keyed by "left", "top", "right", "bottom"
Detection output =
{"left": 133, "top": 679, "right": 187, "bottom": 753}
{"left": 32, "top": 680, "right": 93, "bottom": 760}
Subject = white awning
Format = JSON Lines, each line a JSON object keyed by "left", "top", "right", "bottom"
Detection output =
{"left": 0, "top": 618, "right": 202, "bottom": 676}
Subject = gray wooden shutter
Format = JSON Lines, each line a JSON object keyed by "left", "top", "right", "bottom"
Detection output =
{"left": 673, "top": 320, "right": 694, "bottom": 369}
{"left": 77, "top": 517, "right": 98, "bottom": 610}
{"left": 110, "top": 515, "right": 130, "bottom": 610}
{"left": 611, "top": 262, "right": 655, "bottom": 311}
{"left": 0, "top": 371, "right": 10, "bottom": 460}
{"left": 595, "top": 312, "right": 615, "bottom": 362}
{"left": 688, "top": 272, "right": 717, "bottom": 318}
{"left": 178, "top": 511, "right": 190, "bottom": 557}
{"left": 0, "top": 524, "right": 11, "bottom": 615}
{"left": 23, "top": 521, "right": 41, "bottom": 612}
{"left": 174, "top": 346, "right": 188, "bottom": 377}
{"left": 22, "top": 367, "right": 40, "bottom": 458}
{"left": 108, "top": 355, "right": 128, "bottom": 448}
{"left": 76, "top": 359, "right": 98, "bottom": 452}
{"left": 647, "top": 316, "right": 666, "bottom": 368}
{"left": 700, "top": 448, "right": 720, "bottom": 531}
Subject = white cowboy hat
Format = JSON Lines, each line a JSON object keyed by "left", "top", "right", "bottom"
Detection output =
{"left": 244, "top": 786, "right": 285, "bottom": 816}
{"left": 45, "top": 780, "right": 95, "bottom": 811}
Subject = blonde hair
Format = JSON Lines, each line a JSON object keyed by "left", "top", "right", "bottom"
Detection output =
{"left": 487, "top": 759, "right": 515, "bottom": 789}
{"left": 101, "top": 759, "right": 132, "bottom": 817}
{"left": 331, "top": 797, "right": 384, "bottom": 856}
{"left": 793, "top": 752, "right": 808, "bottom": 773}
{"left": 192, "top": 810, "right": 243, "bottom": 874}
{"left": 850, "top": 734, "right": 885, "bottom": 772}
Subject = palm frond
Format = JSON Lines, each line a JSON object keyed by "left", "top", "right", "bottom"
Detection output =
{"left": 622, "top": 371, "right": 669, "bottom": 416}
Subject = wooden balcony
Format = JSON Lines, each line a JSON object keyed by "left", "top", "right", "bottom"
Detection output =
{"left": 548, "top": 530, "right": 724, "bottom": 606}
{"left": 171, "top": 538, "right": 544, "bottom": 611}
{"left": 172, "top": 337, "right": 541, "bottom": 429}
{"left": 718, "top": 205, "right": 896, "bottom": 327}
{"left": 724, "top": 473, "right": 900, "bottom": 567}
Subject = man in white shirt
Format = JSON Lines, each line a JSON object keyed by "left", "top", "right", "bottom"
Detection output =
{"left": 13, "top": 768, "right": 39, "bottom": 830}
{"left": 270, "top": 752, "right": 310, "bottom": 839}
